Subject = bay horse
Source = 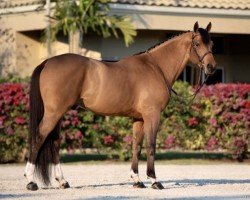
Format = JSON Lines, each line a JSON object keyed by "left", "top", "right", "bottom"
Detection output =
{"left": 24, "top": 22, "right": 216, "bottom": 190}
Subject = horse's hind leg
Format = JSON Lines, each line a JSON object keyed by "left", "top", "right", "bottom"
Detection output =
{"left": 130, "top": 119, "right": 146, "bottom": 188}
{"left": 25, "top": 111, "right": 62, "bottom": 190}
{"left": 53, "top": 132, "right": 70, "bottom": 189}
{"left": 24, "top": 162, "right": 37, "bottom": 190}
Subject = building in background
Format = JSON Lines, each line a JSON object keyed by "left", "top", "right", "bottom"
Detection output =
{"left": 0, "top": 0, "right": 250, "bottom": 84}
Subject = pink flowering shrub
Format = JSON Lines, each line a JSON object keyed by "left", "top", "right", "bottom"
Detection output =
{"left": 164, "top": 135, "right": 176, "bottom": 149}
{"left": 0, "top": 81, "right": 249, "bottom": 162}
{"left": 199, "top": 84, "right": 250, "bottom": 161}
{"left": 159, "top": 82, "right": 250, "bottom": 161}
{"left": 0, "top": 83, "right": 29, "bottom": 162}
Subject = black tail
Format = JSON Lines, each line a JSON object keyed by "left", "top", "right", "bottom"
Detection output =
{"left": 29, "top": 60, "right": 61, "bottom": 185}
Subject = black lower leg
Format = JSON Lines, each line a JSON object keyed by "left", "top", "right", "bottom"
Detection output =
{"left": 131, "top": 142, "right": 143, "bottom": 173}
{"left": 146, "top": 144, "right": 156, "bottom": 178}
{"left": 131, "top": 120, "right": 145, "bottom": 188}
{"left": 131, "top": 120, "right": 144, "bottom": 174}
{"left": 146, "top": 143, "right": 164, "bottom": 190}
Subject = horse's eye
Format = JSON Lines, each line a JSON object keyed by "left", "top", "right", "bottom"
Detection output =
{"left": 195, "top": 43, "right": 200, "bottom": 47}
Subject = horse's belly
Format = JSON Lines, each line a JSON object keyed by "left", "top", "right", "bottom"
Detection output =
{"left": 83, "top": 95, "right": 141, "bottom": 118}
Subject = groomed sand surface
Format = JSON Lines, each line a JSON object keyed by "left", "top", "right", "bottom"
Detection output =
{"left": 0, "top": 162, "right": 250, "bottom": 200}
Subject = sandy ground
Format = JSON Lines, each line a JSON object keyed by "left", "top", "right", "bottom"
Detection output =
{"left": 0, "top": 162, "right": 250, "bottom": 200}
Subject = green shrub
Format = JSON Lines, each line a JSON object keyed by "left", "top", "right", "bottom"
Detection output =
{"left": 0, "top": 73, "right": 29, "bottom": 83}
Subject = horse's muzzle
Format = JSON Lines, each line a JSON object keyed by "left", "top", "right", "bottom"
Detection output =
{"left": 205, "top": 64, "right": 216, "bottom": 75}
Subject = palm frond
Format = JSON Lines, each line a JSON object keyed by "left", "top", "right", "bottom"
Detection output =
{"left": 48, "top": 0, "right": 137, "bottom": 46}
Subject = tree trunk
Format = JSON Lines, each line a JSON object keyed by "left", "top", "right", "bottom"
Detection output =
{"left": 69, "top": 30, "right": 81, "bottom": 54}
{"left": 46, "top": 0, "right": 51, "bottom": 58}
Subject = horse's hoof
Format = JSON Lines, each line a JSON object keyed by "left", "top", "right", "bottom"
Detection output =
{"left": 133, "top": 181, "right": 146, "bottom": 188}
{"left": 26, "top": 182, "right": 38, "bottom": 191}
{"left": 60, "top": 182, "right": 70, "bottom": 189}
{"left": 151, "top": 182, "right": 164, "bottom": 190}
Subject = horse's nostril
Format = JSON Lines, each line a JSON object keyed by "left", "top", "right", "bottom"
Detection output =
{"left": 206, "top": 64, "right": 215, "bottom": 74}
{"left": 207, "top": 64, "right": 213, "bottom": 70}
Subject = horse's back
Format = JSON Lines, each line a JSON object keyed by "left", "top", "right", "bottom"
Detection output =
{"left": 39, "top": 54, "right": 90, "bottom": 112}
{"left": 80, "top": 57, "right": 140, "bottom": 116}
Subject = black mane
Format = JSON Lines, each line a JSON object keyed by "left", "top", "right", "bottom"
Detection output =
{"left": 133, "top": 32, "right": 186, "bottom": 56}
{"left": 134, "top": 29, "right": 210, "bottom": 56}
{"left": 133, "top": 40, "right": 166, "bottom": 56}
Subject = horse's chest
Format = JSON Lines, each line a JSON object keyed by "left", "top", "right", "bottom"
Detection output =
{"left": 137, "top": 87, "right": 169, "bottom": 112}
{"left": 154, "top": 91, "right": 170, "bottom": 110}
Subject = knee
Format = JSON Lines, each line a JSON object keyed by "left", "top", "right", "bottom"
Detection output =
{"left": 146, "top": 145, "right": 155, "bottom": 156}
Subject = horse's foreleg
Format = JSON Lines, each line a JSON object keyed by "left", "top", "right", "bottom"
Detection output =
{"left": 130, "top": 119, "right": 145, "bottom": 188}
{"left": 53, "top": 134, "right": 70, "bottom": 189}
{"left": 143, "top": 111, "right": 164, "bottom": 190}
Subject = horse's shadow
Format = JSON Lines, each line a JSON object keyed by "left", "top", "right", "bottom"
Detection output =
{"left": 41, "top": 182, "right": 131, "bottom": 190}
{"left": 0, "top": 193, "right": 37, "bottom": 199}
{"left": 162, "top": 179, "right": 250, "bottom": 187}
{"left": 73, "top": 182, "right": 130, "bottom": 189}
{"left": 70, "top": 179, "right": 250, "bottom": 189}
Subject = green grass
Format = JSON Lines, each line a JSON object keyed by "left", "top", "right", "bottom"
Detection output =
{"left": 61, "top": 153, "right": 108, "bottom": 163}
{"left": 60, "top": 151, "right": 245, "bottom": 165}
{"left": 154, "top": 151, "right": 231, "bottom": 160}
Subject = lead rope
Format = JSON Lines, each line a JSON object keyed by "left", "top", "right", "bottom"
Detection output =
{"left": 191, "top": 71, "right": 209, "bottom": 102}
{"left": 172, "top": 69, "right": 209, "bottom": 106}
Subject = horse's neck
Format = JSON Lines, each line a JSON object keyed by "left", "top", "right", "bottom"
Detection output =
{"left": 149, "top": 33, "right": 191, "bottom": 86}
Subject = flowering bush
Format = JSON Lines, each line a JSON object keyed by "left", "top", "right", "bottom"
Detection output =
{"left": 159, "top": 83, "right": 250, "bottom": 161}
{"left": 0, "top": 81, "right": 249, "bottom": 162}
{"left": 0, "top": 83, "right": 29, "bottom": 162}
{"left": 199, "top": 84, "right": 249, "bottom": 161}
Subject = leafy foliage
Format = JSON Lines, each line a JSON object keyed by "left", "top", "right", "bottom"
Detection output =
{"left": 0, "top": 81, "right": 249, "bottom": 163}
{"left": 0, "top": 73, "right": 29, "bottom": 84}
{"left": 49, "top": 0, "right": 136, "bottom": 46}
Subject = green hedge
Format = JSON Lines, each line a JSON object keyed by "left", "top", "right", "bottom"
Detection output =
{"left": 0, "top": 81, "right": 249, "bottom": 163}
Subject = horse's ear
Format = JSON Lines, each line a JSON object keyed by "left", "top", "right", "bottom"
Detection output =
{"left": 194, "top": 21, "right": 199, "bottom": 33}
{"left": 206, "top": 22, "right": 212, "bottom": 32}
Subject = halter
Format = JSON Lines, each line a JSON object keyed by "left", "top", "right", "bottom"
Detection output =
{"left": 146, "top": 32, "right": 212, "bottom": 102}
{"left": 191, "top": 33, "right": 213, "bottom": 69}
{"left": 190, "top": 33, "right": 212, "bottom": 100}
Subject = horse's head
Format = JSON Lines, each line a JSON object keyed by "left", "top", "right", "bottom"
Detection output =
{"left": 189, "top": 22, "right": 217, "bottom": 75}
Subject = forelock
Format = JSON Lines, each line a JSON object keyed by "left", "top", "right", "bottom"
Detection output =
{"left": 198, "top": 28, "right": 211, "bottom": 45}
